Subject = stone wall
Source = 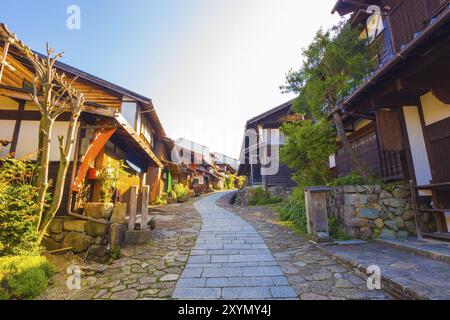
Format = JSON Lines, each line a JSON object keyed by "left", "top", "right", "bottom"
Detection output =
{"left": 266, "top": 186, "right": 296, "bottom": 201}
{"left": 233, "top": 186, "right": 295, "bottom": 206}
{"left": 43, "top": 202, "right": 127, "bottom": 261}
{"left": 328, "top": 183, "right": 435, "bottom": 240}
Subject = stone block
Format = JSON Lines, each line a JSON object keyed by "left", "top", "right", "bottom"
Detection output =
{"left": 63, "top": 219, "right": 87, "bottom": 232}
{"left": 380, "top": 229, "right": 397, "bottom": 240}
{"left": 359, "top": 227, "right": 372, "bottom": 239}
{"left": 402, "top": 210, "right": 414, "bottom": 221}
{"left": 343, "top": 206, "right": 356, "bottom": 219}
{"left": 344, "top": 194, "right": 368, "bottom": 205}
{"left": 89, "top": 245, "right": 108, "bottom": 257}
{"left": 397, "top": 231, "right": 409, "bottom": 239}
{"left": 84, "top": 202, "right": 114, "bottom": 219}
{"left": 110, "top": 223, "right": 125, "bottom": 250}
{"left": 63, "top": 232, "right": 93, "bottom": 253}
{"left": 85, "top": 221, "right": 107, "bottom": 236}
{"left": 124, "top": 230, "right": 151, "bottom": 246}
{"left": 50, "top": 231, "right": 66, "bottom": 243}
{"left": 345, "top": 218, "right": 370, "bottom": 228}
{"left": 374, "top": 219, "right": 384, "bottom": 229}
{"left": 50, "top": 219, "right": 63, "bottom": 234}
{"left": 394, "top": 217, "right": 405, "bottom": 229}
{"left": 384, "top": 198, "right": 406, "bottom": 209}
{"left": 384, "top": 220, "right": 399, "bottom": 231}
{"left": 358, "top": 207, "right": 380, "bottom": 220}
{"left": 42, "top": 237, "right": 62, "bottom": 251}
{"left": 392, "top": 188, "right": 410, "bottom": 199}
{"left": 111, "top": 202, "right": 127, "bottom": 224}
{"left": 379, "top": 190, "right": 392, "bottom": 200}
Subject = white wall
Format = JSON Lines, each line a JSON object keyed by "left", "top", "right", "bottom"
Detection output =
{"left": 0, "top": 120, "right": 16, "bottom": 158}
{"left": 15, "top": 121, "right": 78, "bottom": 161}
{"left": 421, "top": 92, "right": 450, "bottom": 126}
{"left": 403, "top": 106, "right": 432, "bottom": 196}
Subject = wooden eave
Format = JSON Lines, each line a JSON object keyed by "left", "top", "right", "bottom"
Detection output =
{"left": 340, "top": 8, "right": 450, "bottom": 113}
{"left": 114, "top": 112, "right": 163, "bottom": 168}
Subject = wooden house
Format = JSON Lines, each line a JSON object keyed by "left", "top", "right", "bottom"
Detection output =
{"left": 0, "top": 24, "right": 169, "bottom": 213}
{"left": 238, "top": 100, "right": 299, "bottom": 188}
{"left": 330, "top": 0, "right": 450, "bottom": 239}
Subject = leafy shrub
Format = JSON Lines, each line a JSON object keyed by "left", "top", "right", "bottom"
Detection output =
{"left": 330, "top": 172, "right": 380, "bottom": 187}
{"left": 247, "top": 188, "right": 283, "bottom": 206}
{"left": 277, "top": 188, "right": 308, "bottom": 234}
{"left": 98, "top": 159, "right": 127, "bottom": 203}
{"left": 279, "top": 187, "right": 349, "bottom": 240}
{"left": 0, "top": 255, "right": 54, "bottom": 300}
{"left": 224, "top": 174, "right": 236, "bottom": 190}
{"left": 236, "top": 176, "right": 246, "bottom": 189}
{"left": 155, "top": 193, "right": 168, "bottom": 206}
{"left": 173, "top": 183, "right": 190, "bottom": 202}
{"left": 0, "top": 159, "right": 40, "bottom": 256}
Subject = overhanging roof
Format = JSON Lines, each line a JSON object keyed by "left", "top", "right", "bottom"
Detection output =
{"left": 339, "top": 7, "right": 450, "bottom": 110}
{"left": 246, "top": 100, "right": 293, "bottom": 127}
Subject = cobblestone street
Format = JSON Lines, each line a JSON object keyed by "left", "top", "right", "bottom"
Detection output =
{"left": 40, "top": 192, "right": 392, "bottom": 300}
{"left": 217, "top": 193, "right": 392, "bottom": 300}
{"left": 39, "top": 200, "right": 201, "bottom": 300}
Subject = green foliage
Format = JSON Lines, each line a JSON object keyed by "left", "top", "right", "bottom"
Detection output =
{"left": 328, "top": 215, "right": 350, "bottom": 241}
{"left": 280, "top": 119, "right": 335, "bottom": 190}
{"left": 282, "top": 22, "right": 375, "bottom": 119}
{"left": 0, "top": 159, "right": 41, "bottom": 257}
{"left": 278, "top": 188, "right": 350, "bottom": 240}
{"left": 247, "top": 188, "right": 283, "bottom": 206}
{"left": 0, "top": 255, "right": 54, "bottom": 300}
{"left": 98, "top": 159, "right": 127, "bottom": 203}
{"left": 236, "top": 176, "right": 246, "bottom": 189}
{"left": 224, "top": 174, "right": 236, "bottom": 190}
{"left": 155, "top": 193, "right": 168, "bottom": 205}
{"left": 110, "top": 248, "right": 121, "bottom": 260}
{"left": 173, "top": 183, "right": 190, "bottom": 202}
{"left": 330, "top": 172, "right": 380, "bottom": 187}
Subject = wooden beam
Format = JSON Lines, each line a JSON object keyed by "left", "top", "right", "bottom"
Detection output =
{"left": 342, "top": 111, "right": 375, "bottom": 120}
{"left": 128, "top": 185, "right": 138, "bottom": 231}
{"left": 431, "top": 88, "right": 450, "bottom": 104}
{"left": 9, "top": 100, "right": 25, "bottom": 155}
{"left": 140, "top": 185, "right": 150, "bottom": 231}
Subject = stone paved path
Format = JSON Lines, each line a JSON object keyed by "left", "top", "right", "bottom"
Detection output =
{"left": 39, "top": 200, "right": 201, "bottom": 300}
{"left": 218, "top": 193, "right": 392, "bottom": 300}
{"left": 173, "top": 192, "right": 297, "bottom": 300}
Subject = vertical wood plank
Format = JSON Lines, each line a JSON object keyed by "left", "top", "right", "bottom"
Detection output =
{"left": 141, "top": 185, "right": 150, "bottom": 230}
{"left": 128, "top": 185, "right": 138, "bottom": 231}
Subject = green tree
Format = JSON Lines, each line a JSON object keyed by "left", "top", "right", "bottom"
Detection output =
{"left": 281, "top": 22, "right": 376, "bottom": 177}
{"left": 280, "top": 120, "right": 335, "bottom": 189}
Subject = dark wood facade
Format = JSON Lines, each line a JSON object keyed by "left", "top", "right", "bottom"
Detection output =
{"left": 239, "top": 100, "right": 297, "bottom": 188}
{"left": 332, "top": 0, "right": 450, "bottom": 239}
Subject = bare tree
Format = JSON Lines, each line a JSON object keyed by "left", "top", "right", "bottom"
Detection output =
{"left": 0, "top": 24, "right": 85, "bottom": 243}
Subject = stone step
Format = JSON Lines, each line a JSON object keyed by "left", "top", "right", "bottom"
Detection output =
{"left": 318, "top": 241, "right": 450, "bottom": 300}
{"left": 375, "top": 238, "right": 450, "bottom": 264}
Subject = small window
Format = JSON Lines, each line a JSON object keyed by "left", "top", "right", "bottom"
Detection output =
{"left": 22, "top": 80, "right": 33, "bottom": 91}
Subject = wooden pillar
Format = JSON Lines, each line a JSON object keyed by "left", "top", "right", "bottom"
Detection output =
{"left": 128, "top": 185, "right": 138, "bottom": 231}
{"left": 92, "top": 148, "right": 105, "bottom": 202}
{"left": 9, "top": 100, "right": 25, "bottom": 156}
{"left": 141, "top": 185, "right": 150, "bottom": 230}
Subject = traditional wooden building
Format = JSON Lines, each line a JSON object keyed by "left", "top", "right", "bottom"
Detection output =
{"left": 331, "top": 0, "right": 450, "bottom": 239}
{"left": 238, "top": 100, "right": 299, "bottom": 188}
{"left": 0, "top": 23, "right": 168, "bottom": 213}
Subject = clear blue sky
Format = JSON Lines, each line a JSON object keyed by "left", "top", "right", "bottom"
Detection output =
{"left": 1, "top": 0, "right": 341, "bottom": 158}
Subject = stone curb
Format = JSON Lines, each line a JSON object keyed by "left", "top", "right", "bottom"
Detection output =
{"left": 374, "top": 239, "right": 450, "bottom": 264}
{"left": 316, "top": 243, "right": 427, "bottom": 300}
